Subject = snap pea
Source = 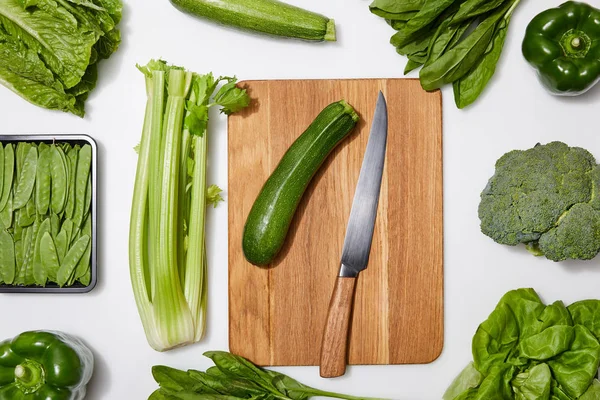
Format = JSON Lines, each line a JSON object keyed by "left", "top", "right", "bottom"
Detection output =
{"left": 80, "top": 267, "right": 91, "bottom": 286}
{"left": 0, "top": 145, "right": 4, "bottom": 199}
{"left": 50, "top": 146, "right": 68, "bottom": 214}
{"left": 0, "top": 144, "right": 13, "bottom": 211}
{"left": 64, "top": 146, "right": 79, "bottom": 219}
{"left": 14, "top": 239, "right": 22, "bottom": 275}
{"left": 36, "top": 147, "right": 52, "bottom": 215}
{"left": 15, "top": 225, "right": 32, "bottom": 285}
{"left": 74, "top": 215, "right": 92, "bottom": 283}
{"left": 73, "top": 145, "right": 92, "bottom": 228}
{"left": 55, "top": 230, "right": 69, "bottom": 264}
{"left": 0, "top": 230, "right": 15, "bottom": 284}
{"left": 17, "top": 202, "right": 35, "bottom": 227}
{"left": 57, "top": 235, "right": 89, "bottom": 287}
{"left": 40, "top": 232, "right": 60, "bottom": 283}
{"left": 23, "top": 218, "right": 39, "bottom": 285}
{"left": 32, "top": 218, "right": 51, "bottom": 286}
{"left": 50, "top": 213, "right": 60, "bottom": 238}
{"left": 83, "top": 174, "right": 92, "bottom": 222}
{"left": 0, "top": 192, "right": 12, "bottom": 229}
{"left": 13, "top": 147, "right": 38, "bottom": 210}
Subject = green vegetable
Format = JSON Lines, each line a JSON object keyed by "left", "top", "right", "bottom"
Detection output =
{"left": 444, "top": 288, "right": 600, "bottom": 400}
{"left": 0, "top": 330, "right": 93, "bottom": 400}
{"left": 522, "top": 1, "right": 600, "bottom": 96}
{"left": 0, "top": 0, "right": 122, "bottom": 116}
{"left": 169, "top": 0, "right": 335, "bottom": 42}
{"left": 129, "top": 60, "right": 250, "bottom": 351}
{"left": 242, "top": 100, "right": 359, "bottom": 266}
{"left": 370, "top": 0, "right": 522, "bottom": 108}
{"left": 0, "top": 141, "right": 93, "bottom": 288}
{"left": 478, "top": 141, "right": 600, "bottom": 262}
{"left": 150, "top": 351, "right": 384, "bottom": 400}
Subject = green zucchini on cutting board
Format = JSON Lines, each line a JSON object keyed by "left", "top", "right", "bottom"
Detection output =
{"left": 243, "top": 100, "right": 359, "bottom": 266}
{"left": 169, "top": 0, "right": 336, "bottom": 41}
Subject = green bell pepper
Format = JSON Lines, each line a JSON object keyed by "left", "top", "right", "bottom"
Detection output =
{"left": 0, "top": 331, "right": 93, "bottom": 400}
{"left": 522, "top": 1, "right": 600, "bottom": 95}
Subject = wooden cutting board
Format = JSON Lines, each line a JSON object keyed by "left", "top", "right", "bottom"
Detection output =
{"left": 228, "top": 79, "right": 443, "bottom": 366}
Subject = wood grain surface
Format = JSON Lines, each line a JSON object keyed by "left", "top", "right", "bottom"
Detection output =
{"left": 228, "top": 79, "right": 443, "bottom": 366}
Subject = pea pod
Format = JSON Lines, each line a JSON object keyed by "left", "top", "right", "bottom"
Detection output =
{"left": 57, "top": 235, "right": 89, "bottom": 287}
{"left": 0, "top": 145, "right": 5, "bottom": 199}
{"left": 0, "top": 192, "right": 12, "bottom": 230}
{"left": 55, "top": 230, "right": 68, "bottom": 264}
{"left": 0, "top": 144, "right": 14, "bottom": 211}
{"left": 13, "top": 147, "right": 37, "bottom": 210}
{"left": 14, "top": 226, "right": 32, "bottom": 285}
{"left": 32, "top": 219, "right": 51, "bottom": 286}
{"left": 74, "top": 215, "right": 92, "bottom": 283}
{"left": 35, "top": 148, "right": 52, "bottom": 215}
{"left": 50, "top": 214, "right": 60, "bottom": 238}
{"left": 83, "top": 174, "right": 92, "bottom": 222}
{"left": 14, "top": 239, "right": 22, "bottom": 273}
{"left": 50, "top": 146, "right": 68, "bottom": 215}
{"left": 64, "top": 146, "right": 79, "bottom": 219}
{"left": 0, "top": 230, "right": 15, "bottom": 284}
{"left": 73, "top": 145, "right": 91, "bottom": 228}
{"left": 40, "top": 232, "right": 60, "bottom": 283}
{"left": 22, "top": 219, "right": 39, "bottom": 286}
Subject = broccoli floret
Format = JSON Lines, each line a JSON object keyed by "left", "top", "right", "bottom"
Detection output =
{"left": 538, "top": 204, "right": 600, "bottom": 261}
{"left": 478, "top": 142, "right": 600, "bottom": 262}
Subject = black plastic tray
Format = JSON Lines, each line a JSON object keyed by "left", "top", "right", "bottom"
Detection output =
{"left": 0, "top": 134, "right": 97, "bottom": 293}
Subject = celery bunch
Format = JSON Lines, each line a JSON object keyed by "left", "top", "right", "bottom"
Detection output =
{"left": 129, "top": 60, "right": 249, "bottom": 351}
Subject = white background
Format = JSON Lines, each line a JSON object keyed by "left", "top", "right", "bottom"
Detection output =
{"left": 1, "top": 0, "right": 600, "bottom": 399}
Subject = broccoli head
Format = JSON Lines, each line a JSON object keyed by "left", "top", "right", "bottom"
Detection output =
{"left": 478, "top": 141, "right": 600, "bottom": 262}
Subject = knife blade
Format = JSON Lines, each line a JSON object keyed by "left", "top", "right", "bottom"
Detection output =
{"left": 319, "top": 91, "right": 388, "bottom": 378}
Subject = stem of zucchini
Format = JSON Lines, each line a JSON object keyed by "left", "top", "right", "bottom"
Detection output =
{"left": 324, "top": 19, "right": 336, "bottom": 42}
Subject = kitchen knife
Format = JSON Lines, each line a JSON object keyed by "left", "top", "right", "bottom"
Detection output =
{"left": 319, "top": 91, "right": 388, "bottom": 378}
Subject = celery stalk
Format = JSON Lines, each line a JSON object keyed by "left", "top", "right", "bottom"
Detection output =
{"left": 129, "top": 60, "right": 250, "bottom": 351}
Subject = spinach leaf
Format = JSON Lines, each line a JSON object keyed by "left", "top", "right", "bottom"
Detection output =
{"left": 370, "top": 0, "right": 425, "bottom": 15}
{"left": 452, "top": 0, "right": 507, "bottom": 24}
{"left": 424, "top": 17, "right": 472, "bottom": 67}
{"left": 511, "top": 364, "right": 552, "bottom": 400}
{"left": 188, "top": 370, "right": 266, "bottom": 397}
{"left": 419, "top": 1, "right": 510, "bottom": 91}
{"left": 404, "top": 59, "right": 422, "bottom": 74}
{"left": 390, "top": 0, "right": 457, "bottom": 48}
{"left": 152, "top": 366, "right": 200, "bottom": 392}
{"left": 452, "top": 7, "right": 512, "bottom": 108}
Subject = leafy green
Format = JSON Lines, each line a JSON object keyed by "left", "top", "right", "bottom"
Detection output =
{"left": 445, "top": 288, "right": 600, "bottom": 400}
{"left": 150, "top": 351, "right": 387, "bottom": 400}
{"left": 0, "top": 0, "right": 122, "bottom": 116}
{"left": 370, "top": 0, "right": 521, "bottom": 108}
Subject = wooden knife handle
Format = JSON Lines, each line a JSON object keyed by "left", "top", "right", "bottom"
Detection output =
{"left": 320, "top": 276, "right": 357, "bottom": 378}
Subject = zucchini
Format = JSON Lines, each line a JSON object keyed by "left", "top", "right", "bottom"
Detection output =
{"left": 169, "top": 0, "right": 336, "bottom": 42}
{"left": 243, "top": 100, "right": 359, "bottom": 266}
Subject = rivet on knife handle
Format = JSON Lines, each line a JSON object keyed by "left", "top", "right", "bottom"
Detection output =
{"left": 320, "top": 275, "right": 357, "bottom": 378}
